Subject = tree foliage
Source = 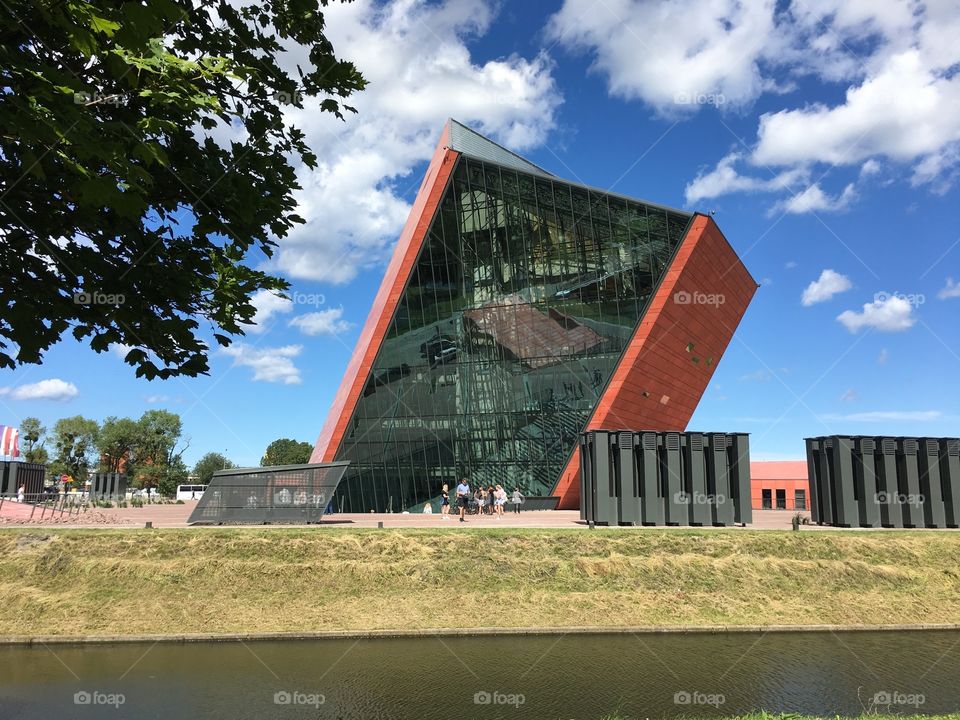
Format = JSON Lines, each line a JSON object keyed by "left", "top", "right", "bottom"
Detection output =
{"left": 97, "top": 416, "right": 140, "bottom": 472}
{"left": 51, "top": 415, "right": 99, "bottom": 481}
{"left": 0, "top": 0, "right": 365, "bottom": 378}
{"left": 261, "top": 437, "right": 312, "bottom": 466}
{"left": 20, "top": 416, "right": 49, "bottom": 464}
{"left": 193, "top": 451, "right": 235, "bottom": 484}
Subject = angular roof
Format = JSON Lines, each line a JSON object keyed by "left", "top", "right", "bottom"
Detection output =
{"left": 446, "top": 118, "right": 691, "bottom": 217}
{"left": 447, "top": 118, "right": 555, "bottom": 178}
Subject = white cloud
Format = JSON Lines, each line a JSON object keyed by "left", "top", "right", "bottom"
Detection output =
{"left": 836, "top": 296, "right": 916, "bottom": 333}
{"left": 877, "top": 348, "right": 889, "bottom": 365}
{"left": 785, "top": 260, "right": 798, "bottom": 269}
{"left": 840, "top": 389, "right": 857, "bottom": 402}
{"left": 247, "top": 290, "right": 293, "bottom": 334}
{"left": 801, "top": 269, "right": 853, "bottom": 306}
{"left": 547, "top": 0, "right": 776, "bottom": 113}
{"left": 262, "top": 0, "right": 561, "bottom": 284}
{"left": 937, "top": 278, "right": 960, "bottom": 300}
{"left": 685, "top": 152, "right": 809, "bottom": 204}
{"left": 820, "top": 410, "right": 942, "bottom": 422}
{"left": 110, "top": 343, "right": 135, "bottom": 359}
{"left": 289, "top": 307, "right": 353, "bottom": 337}
{"left": 222, "top": 344, "right": 303, "bottom": 384}
{"left": 772, "top": 183, "right": 857, "bottom": 215}
{"left": 145, "top": 394, "right": 171, "bottom": 404}
{"left": 553, "top": 0, "right": 960, "bottom": 202}
{"left": 0, "top": 379, "right": 79, "bottom": 402}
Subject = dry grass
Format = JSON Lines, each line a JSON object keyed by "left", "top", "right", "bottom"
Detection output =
{"left": 0, "top": 528, "right": 958, "bottom": 637}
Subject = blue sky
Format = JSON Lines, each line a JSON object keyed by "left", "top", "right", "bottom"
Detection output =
{"left": 2, "top": 0, "right": 960, "bottom": 467}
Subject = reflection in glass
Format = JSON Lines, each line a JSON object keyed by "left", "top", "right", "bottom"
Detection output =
{"left": 333, "top": 157, "right": 692, "bottom": 512}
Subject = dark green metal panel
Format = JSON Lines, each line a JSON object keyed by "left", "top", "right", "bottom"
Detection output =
{"left": 709, "top": 433, "right": 735, "bottom": 526}
{"left": 806, "top": 439, "right": 822, "bottom": 524}
{"left": 617, "top": 432, "right": 642, "bottom": 526}
{"left": 939, "top": 438, "right": 960, "bottom": 528}
{"left": 877, "top": 438, "right": 902, "bottom": 528}
{"left": 663, "top": 433, "right": 685, "bottom": 525}
{"left": 854, "top": 437, "right": 880, "bottom": 527}
{"left": 593, "top": 431, "right": 617, "bottom": 525}
{"left": 831, "top": 437, "right": 858, "bottom": 527}
{"left": 730, "top": 434, "right": 752, "bottom": 525}
{"left": 918, "top": 439, "right": 946, "bottom": 528}
{"left": 684, "top": 433, "right": 711, "bottom": 526}
{"left": 579, "top": 433, "right": 592, "bottom": 523}
{"left": 898, "top": 438, "right": 923, "bottom": 527}
{"left": 639, "top": 432, "right": 663, "bottom": 526}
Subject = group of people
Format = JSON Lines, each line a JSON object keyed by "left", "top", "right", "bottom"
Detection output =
{"left": 437, "top": 481, "right": 523, "bottom": 522}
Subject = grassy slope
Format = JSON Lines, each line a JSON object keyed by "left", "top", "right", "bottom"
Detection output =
{"left": 0, "top": 528, "right": 959, "bottom": 636}
{"left": 602, "top": 716, "right": 960, "bottom": 720}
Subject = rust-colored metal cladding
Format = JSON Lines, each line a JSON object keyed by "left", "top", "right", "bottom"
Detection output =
{"left": 311, "top": 124, "right": 459, "bottom": 463}
{"left": 552, "top": 215, "right": 758, "bottom": 509}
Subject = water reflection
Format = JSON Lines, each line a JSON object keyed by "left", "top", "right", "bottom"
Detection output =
{"left": 2, "top": 631, "right": 958, "bottom": 719}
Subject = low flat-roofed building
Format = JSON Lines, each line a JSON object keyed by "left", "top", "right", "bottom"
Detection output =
{"left": 750, "top": 460, "right": 809, "bottom": 511}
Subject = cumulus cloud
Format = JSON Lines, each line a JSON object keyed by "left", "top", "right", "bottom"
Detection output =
{"left": 221, "top": 344, "right": 303, "bottom": 384}
{"left": 836, "top": 296, "right": 916, "bottom": 333}
{"left": 0, "top": 378, "right": 79, "bottom": 402}
{"left": 553, "top": 0, "right": 960, "bottom": 205}
{"left": 773, "top": 183, "right": 857, "bottom": 215}
{"left": 685, "top": 153, "right": 809, "bottom": 204}
{"left": 289, "top": 307, "right": 354, "bottom": 336}
{"left": 246, "top": 290, "right": 294, "bottom": 334}
{"left": 938, "top": 278, "right": 960, "bottom": 300}
{"left": 802, "top": 269, "right": 852, "bottom": 306}
{"left": 262, "top": 0, "right": 561, "bottom": 284}
{"left": 546, "top": 0, "right": 775, "bottom": 112}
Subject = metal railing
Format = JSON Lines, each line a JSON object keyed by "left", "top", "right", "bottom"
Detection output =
{"left": 0, "top": 492, "right": 92, "bottom": 521}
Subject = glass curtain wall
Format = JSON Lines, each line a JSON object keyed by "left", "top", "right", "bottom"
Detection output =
{"left": 332, "top": 156, "right": 692, "bottom": 512}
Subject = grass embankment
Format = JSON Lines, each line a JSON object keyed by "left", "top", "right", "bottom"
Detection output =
{"left": 602, "top": 716, "right": 960, "bottom": 720}
{"left": 0, "top": 528, "right": 959, "bottom": 637}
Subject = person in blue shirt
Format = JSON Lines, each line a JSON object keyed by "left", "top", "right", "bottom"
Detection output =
{"left": 455, "top": 479, "right": 470, "bottom": 522}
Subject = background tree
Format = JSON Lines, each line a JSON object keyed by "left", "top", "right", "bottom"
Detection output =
{"left": 193, "top": 452, "right": 235, "bottom": 484}
{"left": 1, "top": 0, "right": 365, "bottom": 378}
{"left": 131, "top": 410, "right": 188, "bottom": 489}
{"left": 51, "top": 416, "right": 99, "bottom": 482}
{"left": 96, "top": 416, "right": 140, "bottom": 472}
{"left": 261, "top": 438, "right": 312, "bottom": 466}
{"left": 20, "top": 417, "right": 49, "bottom": 464}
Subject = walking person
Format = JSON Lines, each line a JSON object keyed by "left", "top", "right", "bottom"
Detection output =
{"left": 17, "top": 484, "right": 25, "bottom": 503}
{"left": 440, "top": 484, "right": 450, "bottom": 520}
{"left": 511, "top": 487, "right": 523, "bottom": 514}
{"left": 456, "top": 478, "right": 470, "bottom": 522}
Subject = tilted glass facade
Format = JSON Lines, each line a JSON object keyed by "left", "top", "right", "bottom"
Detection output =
{"left": 331, "top": 156, "right": 692, "bottom": 512}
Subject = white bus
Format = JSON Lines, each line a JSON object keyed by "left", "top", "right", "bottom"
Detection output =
{"left": 175, "top": 484, "right": 208, "bottom": 501}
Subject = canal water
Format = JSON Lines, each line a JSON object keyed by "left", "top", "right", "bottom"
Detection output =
{"left": 1, "top": 630, "right": 958, "bottom": 718}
